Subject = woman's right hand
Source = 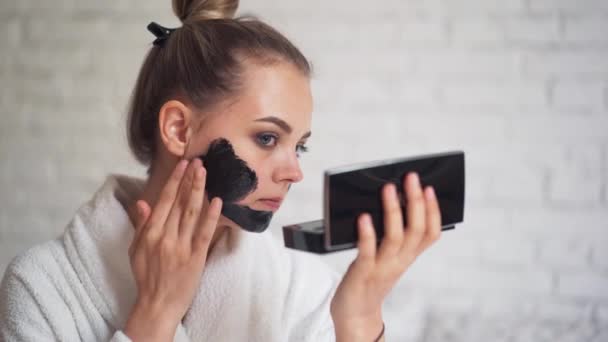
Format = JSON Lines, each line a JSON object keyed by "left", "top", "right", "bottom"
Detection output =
{"left": 124, "top": 159, "right": 223, "bottom": 342}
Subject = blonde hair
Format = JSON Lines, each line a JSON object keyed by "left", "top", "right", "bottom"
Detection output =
{"left": 127, "top": 0, "right": 311, "bottom": 175}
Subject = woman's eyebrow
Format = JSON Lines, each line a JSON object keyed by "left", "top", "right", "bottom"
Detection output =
{"left": 254, "top": 116, "right": 311, "bottom": 139}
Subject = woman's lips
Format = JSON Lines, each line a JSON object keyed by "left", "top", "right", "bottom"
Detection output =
{"left": 258, "top": 199, "right": 282, "bottom": 210}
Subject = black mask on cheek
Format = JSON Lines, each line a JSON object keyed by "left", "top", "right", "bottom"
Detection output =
{"left": 197, "top": 138, "right": 273, "bottom": 233}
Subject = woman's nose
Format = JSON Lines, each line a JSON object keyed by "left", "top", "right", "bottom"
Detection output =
{"left": 275, "top": 153, "right": 304, "bottom": 184}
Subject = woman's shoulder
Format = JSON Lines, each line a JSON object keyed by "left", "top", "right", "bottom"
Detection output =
{"left": 0, "top": 240, "right": 65, "bottom": 340}
{"left": 0, "top": 237, "right": 97, "bottom": 340}
{"left": 1, "top": 237, "right": 67, "bottom": 288}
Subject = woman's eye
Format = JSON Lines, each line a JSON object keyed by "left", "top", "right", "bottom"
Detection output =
{"left": 296, "top": 144, "right": 309, "bottom": 154}
{"left": 257, "top": 133, "right": 277, "bottom": 147}
{"left": 257, "top": 133, "right": 309, "bottom": 157}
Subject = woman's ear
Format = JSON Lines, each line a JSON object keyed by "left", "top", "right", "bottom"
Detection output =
{"left": 158, "top": 100, "right": 194, "bottom": 157}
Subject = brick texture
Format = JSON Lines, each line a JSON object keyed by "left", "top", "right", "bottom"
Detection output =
{"left": 1, "top": 0, "right": 607, "bottom": 340}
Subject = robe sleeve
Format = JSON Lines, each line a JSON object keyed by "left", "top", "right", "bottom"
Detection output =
{"left": 0, "top": 260, "right": 139, "bottom": 342}
{"left": 0, "top": 266, "right": 56, "bottom": 341}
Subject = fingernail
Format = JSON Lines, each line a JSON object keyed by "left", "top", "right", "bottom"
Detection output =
{"left": 412, "top": 172, "right": 420, "bottom": 185}
{"left": 136, "top": 202, "right": 144, "bottom": 216}
{"left": 179, "top": 159, "right": 188, "bottom": 170}
{"left": 388, "top": 183, "right": 397, "bottom": 198}
{"left": 426, "top": 186, "right": 435, "bottom": 200}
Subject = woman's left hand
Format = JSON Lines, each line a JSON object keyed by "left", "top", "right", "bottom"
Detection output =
{"left": 330, "top": 172, "right": 442, "bottom": 341}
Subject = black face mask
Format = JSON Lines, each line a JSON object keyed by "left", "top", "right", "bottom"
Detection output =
{"left": 197, "top": 138, "right": 273, "bottom": 233}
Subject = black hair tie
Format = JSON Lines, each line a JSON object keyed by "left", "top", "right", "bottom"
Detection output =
{"left": 147, "top": 21, "right": 177, "bottom": 47}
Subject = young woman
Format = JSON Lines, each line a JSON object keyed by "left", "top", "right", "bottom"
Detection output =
{"left": 0, "top": 0, "right": 442, "bottom": 341}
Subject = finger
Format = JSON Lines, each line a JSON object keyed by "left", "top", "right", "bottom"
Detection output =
{"left": 179, "top": 159, "right": 206, "bottom": 244}
{"left": 129, "top": 200, "right": 151, "bottom": 257}
{"left": 164, "top": 159, "right": 198, "bottom": 240}
{"left": 399, "top": 172, "right": 427, "bottom": 260}
{"left": 145, "top": 159, "right": 188, "bottom": 238}
{"left": 192, "top": 196, "right": 223, "bottom": 256}
{"left": 415, "top": 186, "right": 442, "bottom": 255}
{"left": 356, "top": 213, "right": 377, "bottom": 265}
{"left": 377, "top": 183, "right": 404, "bottom": 261}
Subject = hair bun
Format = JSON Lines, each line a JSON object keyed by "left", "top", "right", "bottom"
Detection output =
{"left": 172, "top": 0, "right": 239, "bottom": 23}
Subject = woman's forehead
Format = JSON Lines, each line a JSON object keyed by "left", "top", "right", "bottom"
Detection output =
{"left": 243, "top": 63, "right": 311, "bottom": 109}
{"left": 216, "top": 64, "right": 313, "bottom": 134}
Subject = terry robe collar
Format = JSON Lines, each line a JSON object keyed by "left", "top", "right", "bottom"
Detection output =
{"left": 62, "top": 174, "right": 339, "bottom": 341}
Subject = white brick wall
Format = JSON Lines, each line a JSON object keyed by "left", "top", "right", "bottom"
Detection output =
{"left": 1, "top": 0, "right": 607, "bottom": 340}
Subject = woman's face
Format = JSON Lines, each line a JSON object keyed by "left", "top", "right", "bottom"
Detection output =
{"left": 188, "top": 61, "right": 312, "bottom": 217}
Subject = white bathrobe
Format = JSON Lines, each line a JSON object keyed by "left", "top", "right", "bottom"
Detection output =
{"left": 0, "top": 174, "right": 341, "bottom": 341}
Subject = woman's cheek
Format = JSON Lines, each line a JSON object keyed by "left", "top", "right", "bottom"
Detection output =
{"left": 200, "top": 137, "right": 259, "bottom": 203}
